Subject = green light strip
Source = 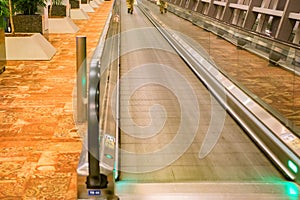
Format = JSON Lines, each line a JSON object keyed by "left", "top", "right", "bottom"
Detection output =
{"left": 288, "top": 160, "right": 298, "bottom": 174}
{"left": 105, "top": 154, "right": 113, "bottom": 159}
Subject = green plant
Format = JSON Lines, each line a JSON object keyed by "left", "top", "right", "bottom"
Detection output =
{"left": 0, "top": 0, "right": 9, "bottom": 17}
{"left": 0, "top": 0, "right": 9, "bottom": 28}
{"left": 52, "top": 0, "right": 63, "bottom": 6}
{"left": 13, "top": 0, "right": 46, "bottom": 15}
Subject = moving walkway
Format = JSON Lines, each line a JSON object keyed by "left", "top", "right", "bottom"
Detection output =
{"left": 77, "top": 0, "right": 300, "bottom": 199}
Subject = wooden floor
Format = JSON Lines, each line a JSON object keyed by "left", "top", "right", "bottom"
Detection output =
{"left": 0, "top": 2, "right": 113, "bottom": 199}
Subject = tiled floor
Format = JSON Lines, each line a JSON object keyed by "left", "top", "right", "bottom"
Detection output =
{"left": 0, "top": 2, "right": 113, "bottom": 199}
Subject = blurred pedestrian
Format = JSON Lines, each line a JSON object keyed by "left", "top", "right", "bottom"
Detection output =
{"left": 160, "top": 0, "right": 167, "bottom": 14}
{"left": 127, "top": 0, "right": 134, "bottom": 14}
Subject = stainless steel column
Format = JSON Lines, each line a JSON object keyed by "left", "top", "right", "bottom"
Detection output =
{"left": 76, "top": 36, "right": 87, "bottom": 123}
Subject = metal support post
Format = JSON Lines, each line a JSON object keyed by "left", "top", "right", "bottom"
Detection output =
{"left": 76, "top": 36, "right": 87, "bottom": 123}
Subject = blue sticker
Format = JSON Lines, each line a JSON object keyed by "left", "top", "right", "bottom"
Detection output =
{"left": 88, "top": 190, "right": 101, "bottom": 196}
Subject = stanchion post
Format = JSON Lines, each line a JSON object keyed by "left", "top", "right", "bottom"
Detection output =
{"left": 76, "top": 36, "right": 87, "bottom": 123}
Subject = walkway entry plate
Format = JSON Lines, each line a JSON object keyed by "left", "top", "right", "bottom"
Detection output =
{"left": 77, "top": 134, "right": 118, "bottom": 200}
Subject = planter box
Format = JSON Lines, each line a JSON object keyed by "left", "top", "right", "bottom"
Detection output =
{"left": 70, "top": 0, "right": 80, "bottom": 8}
{"left": 48, "top": 5, "right": 67, "bottom": 17}
{"left": 13, "top": 15, "right": 43, "bottom": 34}
{"left": 5, "top": 33, "right": 56, "bottom": 60}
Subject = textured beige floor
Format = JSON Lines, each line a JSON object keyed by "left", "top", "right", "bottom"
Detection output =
{"left": 0, "top": 2, "right": 113, "bottom": 199}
